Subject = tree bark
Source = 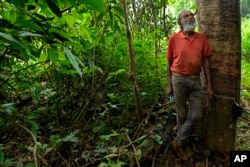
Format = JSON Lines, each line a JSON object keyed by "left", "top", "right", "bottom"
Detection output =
{"left": 122, "top": 0, "right": 143, "bottom": 123}
{"left": 150, "top": 0, "right": 159, "bottom": 59}
{"left": 195, "top": 0, "right": 241, "bottom": 152}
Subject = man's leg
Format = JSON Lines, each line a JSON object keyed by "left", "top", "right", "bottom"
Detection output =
{"left": 172, "top": 75, "right": 188, "bottom": 137}
{"left": 176, "top": 77, "right": 203, "bottom": 144}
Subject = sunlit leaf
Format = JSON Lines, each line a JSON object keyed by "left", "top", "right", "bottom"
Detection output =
{"left": 62, "top": 131, "right": 79, "bottom": 143}
{"left": 100, "top": 134, "right": 118, "bottom": 141}
{"left": 78, "top": 0, "right": 106, "bottom": 13}
{"left": 153, "top": 134, "right": 163, "bottom": 145}
{"left": 64, "top": 15, "right": 75, "bottom": 28}
{"left": 18, "top": 31, "right": 43, "bottom": 37}
{"left": 105, "top": 153, "right": 118, "bottom": 158}
{"left": 9, "top": 10, "right": 17, "bottom": 23}
{"left": 94, "top": 147, "right": 107, "bottom": 153}
{"left": 79, "top": 27, "right": 92, "bottom": 43}
{"left": 136, "top": 149, "right": 142, "bottom": 160}
{"left": 63, "top": 47, "right": 83, "bottom": 77}
{"left": 1, "top": 103, "right": 15, "bottom": 107}
{"left": 49, "top": 28, "right": 72, "bottom": 41}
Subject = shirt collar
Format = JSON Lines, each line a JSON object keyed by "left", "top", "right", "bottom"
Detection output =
{"left": 178, "top": 30, "right": 198, "bottom": 39}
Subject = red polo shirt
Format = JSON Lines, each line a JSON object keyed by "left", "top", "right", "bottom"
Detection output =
{"left": 167, "top": 30, "right": 212, "bottom": 75}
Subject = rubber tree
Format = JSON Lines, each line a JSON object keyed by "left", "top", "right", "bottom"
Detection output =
{"left": 195, "top": 0, "right": 241, "bottom": 152}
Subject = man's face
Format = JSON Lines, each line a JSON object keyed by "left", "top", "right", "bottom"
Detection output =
{"left": 180, "top": 11, "right": 196, "bottom": 32}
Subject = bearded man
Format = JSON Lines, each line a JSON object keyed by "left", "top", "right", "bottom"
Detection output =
{"left": 166, "top": 10, "right": 214, "bottom": 160}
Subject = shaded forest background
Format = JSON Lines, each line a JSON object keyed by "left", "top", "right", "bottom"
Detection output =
{"left": 0, "top": 0, "right": 250, "bottom": 166}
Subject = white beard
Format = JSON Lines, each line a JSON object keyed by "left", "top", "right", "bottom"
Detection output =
{"left": 183, "top": 20, "right": 196, "bottom": 32}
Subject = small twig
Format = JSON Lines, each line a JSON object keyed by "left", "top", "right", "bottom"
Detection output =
{"left": 56, "top": 150, "right": 71, "bottom": 167}
{"left": 37, "top": 154, "right": 50, "bottom": 166}
{"left": 159, "top": 144, "right": 170, "bottom": 165}
{"left": 0, "top": 60, "right": 49, "bottom": 88}
{"left": 72, "top": 72, "right": 107, "bottom": 128}
{"left": 151, "top": 154, "right": 155, "bottom": 167}
{"left": 122, "top": 134, "right": 149, "bottom": 149}
{"left": 125, "top": 133, "right": 141, "bottom": 167}
{"left": 15, "top": 122, "right": 38, "bottom": 167}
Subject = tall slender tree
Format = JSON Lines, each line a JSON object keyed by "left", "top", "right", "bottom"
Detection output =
{"left": 122, "top": 0, "right": 143, "bottom": 123}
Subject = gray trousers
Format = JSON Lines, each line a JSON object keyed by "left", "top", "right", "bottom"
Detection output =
{"left": 172, "top": 74, "right": 203, "bottom": 146}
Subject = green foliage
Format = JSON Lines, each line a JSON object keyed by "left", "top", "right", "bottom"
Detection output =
{"left": 0, "top": 149, "right": 16, "bottom": 167}
{"left": 241, "top": 16, "right": 250, "bottom": 61}
{"left": 238, "top": 14, "right": 250, "bottom": 152}
{"left": 241, "top": 0, "right": 250, "bottom": 17}
{"left": 0, "top": 0, "right": 228, "bottom": 166}
{"left": 241, "top": 16, "right": 250, "bottom": 103}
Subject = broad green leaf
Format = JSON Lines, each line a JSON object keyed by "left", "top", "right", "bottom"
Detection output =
{"left": 100, "top": 134, "right": 118, "bottom": 141}
{"left": 0, "top": 32, "right": 25, "bottom": 50}
{"left": 62, "top": 131, "right": 79, "bottom": 143}
{"left": 7, "top": 0, "right": 26, "bottom": 8}
{"left": 79, "top": 27, "right": 92, "bottom": 43}
{"left": 65, "top": 0, "right": 78, "bottom": 7}
{"left": 28, "top": 120, "right": 40, "bottom": 131}
{"left": 190, "top": 4, "right": 197, "bottom": 10}
{"left": 9, "top": 10, "right": 17, "bottom": 23}
{"left": 1, "top": 103, "right": 15, "bottom": 107}
{"left": 20, "top": 49, "right": 30, "bottom": 61}
{"left": 153, "top": 134, "right": 163, "bottom": 145}
{"left": 0, "top": 150, "right": 4, "bottom": 164}
{"left": 58, "top": 52, "right": 66, "bottom": 61}
{"left": 64, "top": 41, "right": 84, "bottom": 52}
{"left": 136, "top": 149, "right": 142, "bottom": 160}
{"left": 24, "top": 162, "right": 36, "bottom": 167}
{"left": 78, "top": 0, "right": 106, "bottom": 13}
{"left": 113, "top": 6, "right": 124, "bottom": 16}
{"left": 63, "top": 47, "right": 83, "bottom": 77}
{"left": 18, "top": 31, "right": 43, "bottom": 37}
{"left": 45, "top": 0, "right": 62, "bottom": 17}
{"left": 39, "top": 53, "right": 48, "bottom": 62}
{"left": 64, "top": 15, "right": 75, "bottom": 28}
{"left": 98, "top": 162, "right": 108, "bottom": 167}
{"left": 49, "top": 28, "right": 73, "bottom": 41}
{"left": 76, "top": 57, "right": 85, "bottom": 67}
{"left": 108, "top": 10, "right": 114, "bottom": 27}
{"left": 48, "top": 49, "right": 59, "bottom": 64}
{"left": 1, "top": 103, "right": 17, "bottom": 115}
{"left": 15, "top": 18, "right": 44, "bottom": 32}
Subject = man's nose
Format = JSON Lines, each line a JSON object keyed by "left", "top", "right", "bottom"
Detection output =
{"left": 187, "top": 14, "right": 193, "bottom": 19}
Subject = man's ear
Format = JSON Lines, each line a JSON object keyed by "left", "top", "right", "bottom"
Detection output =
{"left": 178, "top": 21, "right": 183, "bottom": 28}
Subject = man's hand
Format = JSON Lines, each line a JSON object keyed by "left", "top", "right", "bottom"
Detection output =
{"left": 167, "top": 83, "right": 173, "bottom": 96}
{"left": 207, "top": 86, "right": 214, "bottom": 100}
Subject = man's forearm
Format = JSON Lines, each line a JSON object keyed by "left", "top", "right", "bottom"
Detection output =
{"left": 203, "top": 58, "right": 212, "bottom": 89}
{"left": 167, "top": 61, "right": 172, "bottom": 84}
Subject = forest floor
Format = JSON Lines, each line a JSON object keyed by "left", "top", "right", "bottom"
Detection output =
{"left": 1, "top": 103, "right": 249, "bottom": 167}
{"left": 166, "top": 109, "right": 250, "bottom": 167}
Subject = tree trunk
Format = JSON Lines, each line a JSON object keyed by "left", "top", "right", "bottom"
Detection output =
{"left": 122, "top": 0, "right": 143, "bottom": 123}
{"left": 195, "top": 0, "right": 241, "bottom": 152}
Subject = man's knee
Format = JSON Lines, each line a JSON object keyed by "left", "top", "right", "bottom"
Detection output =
{"left": 191, "top": 113, "right": 203, "bottom": 122}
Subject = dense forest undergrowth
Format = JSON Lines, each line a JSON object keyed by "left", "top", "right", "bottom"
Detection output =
{"left": 1, "top": 0, "right": 250, "bottom": 166}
